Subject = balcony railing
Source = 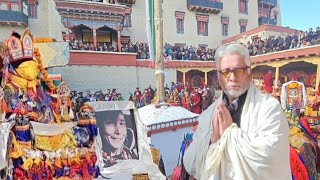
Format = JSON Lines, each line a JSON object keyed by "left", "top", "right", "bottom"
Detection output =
{"left": 259, "top": 17, "right": 277, "bottom": 26}
{"left": 69, "top": 44, "right": 320, "bottom": 69}
{"left": 187, "top": 0, "right": 223, "bottom": 14}
{"left": 0, "top": 10, "right": 28, "bottom": 27}
{"left": 258, "top": 0, "right": 277, "bottom": 6}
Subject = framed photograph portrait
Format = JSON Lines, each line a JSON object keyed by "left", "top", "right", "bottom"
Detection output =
{"left": 96, "top": 109, "right": 139, "bottom": 167}
{"left": 88, "top": 101, "right": 166, "bottom": 179}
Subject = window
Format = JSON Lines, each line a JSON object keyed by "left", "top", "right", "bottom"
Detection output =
{"left": 240, "top": 25, "right": 246, "bottom": 33}
{"left": 221, "top": 17, "right": 229, "bottom": 37}
{"left": 82, "top": 29, "right": 94, "bottom": 43}
{"left": 97, "top": 31, "right": 111, "bottom": 43}
{"left": 196, "top": 14, "right": 209, "bottom": 36}
{"left": 0, "top": 3, "right": 8, "bottom": 10}
{"left": 11, "top": 4, "right": 19, "bottom": 11}
{"left": 176, "top": 19, "right": 184, "bottom": 34}
{"left": 239, "top": 0, "right": 248, "bottom": 14}
{"left": 28, "top": 3, "right": 38, "bottom": 19}
{"left": 239, "top": 19, "right": 248, "bottom": 33}
{"left": 123, "top": 14, "right": 132, "bottom": 27}
{"left": 175, "top": 11, "right": 185, "bottom": 34}
{"left": 197, "top": 21, "right": 208, "bottom": 36}
{"left": 222, "top": 24, "right": 228, "bottom": 36}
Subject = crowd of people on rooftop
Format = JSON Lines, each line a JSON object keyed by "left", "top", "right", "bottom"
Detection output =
{"left": 121, "top": 43, "right": 216, "bottom": 61}
{"left": 69, "top": 40, "right": 119, "bottom": 52}
{"left": 68, "top": 27, "right": 320, "bottom": 60}
{"left": 246, "top": 27, "right": 320, "bottom": 56}
{"left": 69, "top": 40, "right": 216, "bottom": 61}
{"left": 162, "top": 43, "right": 215, "bottom": 61}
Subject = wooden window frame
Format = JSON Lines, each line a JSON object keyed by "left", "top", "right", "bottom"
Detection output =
{"left": 239, "top": 0, "right": 248, "bottom": 14}
{"left": 240, "top": 25, "right": 246, "bottom": 33}
{"left": 175, "top": 11, "right": 185, "bottom": 34}
{"left": 222, "top": 24, "right": 229, "bottom": 36}
{"left": 196, "top": 14, "right": 209, "bottom": 36}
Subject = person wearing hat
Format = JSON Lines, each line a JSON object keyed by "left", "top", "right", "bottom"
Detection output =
{"left": 2, "top": 30, "right": 40, "bottom": 103}
{"left": 97, "top": 110, "right": 138, "bottom": 167}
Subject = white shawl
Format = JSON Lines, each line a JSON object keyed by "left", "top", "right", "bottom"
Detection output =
{"left": 183, "top": 82, "right": 291, "bottom": 180}
{"left": 0, "top": 121, "right": 14, "bottom": 170}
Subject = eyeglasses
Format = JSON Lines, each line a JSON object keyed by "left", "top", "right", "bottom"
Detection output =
{"left": 218, "top": 66, "right": 250, "bottom": 78}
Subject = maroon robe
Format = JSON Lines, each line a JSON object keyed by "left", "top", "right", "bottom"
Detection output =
{"left": 191, "top": 93, "right": 201, "bottom": 114}
{"left": 264, "top": 72, "right": 273, "bottom": 93}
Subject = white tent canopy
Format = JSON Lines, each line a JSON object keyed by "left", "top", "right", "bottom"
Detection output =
{"left": 138, "top": 104, "right": 199, "bottom": 127}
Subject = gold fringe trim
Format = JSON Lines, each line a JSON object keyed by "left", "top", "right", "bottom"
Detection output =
{"left": 34, "top": 48, "right": 56, "bottom": 91}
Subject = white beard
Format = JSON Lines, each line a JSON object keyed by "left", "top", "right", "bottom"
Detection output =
{"left": 225, "top": 86, "right": 248, "bottom": 99}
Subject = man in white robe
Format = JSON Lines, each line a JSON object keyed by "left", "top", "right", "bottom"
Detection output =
{"left": 183, "top": 44, "right": 291, "bottom": 180}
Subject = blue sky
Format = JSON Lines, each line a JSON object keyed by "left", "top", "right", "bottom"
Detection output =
{"left": 280, "top": 0, "right": 319, "bottom": 31}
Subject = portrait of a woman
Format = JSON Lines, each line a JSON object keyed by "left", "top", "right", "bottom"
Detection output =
{"left": 96, "top": 110, "right": 138, "bottom": 167}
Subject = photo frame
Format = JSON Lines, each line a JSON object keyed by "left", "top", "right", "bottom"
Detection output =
{"left": 88, "top": 101, "right": 139, "bottom": 168}
{"left": 87, "top": 101, "right": 166, "bottom": 179}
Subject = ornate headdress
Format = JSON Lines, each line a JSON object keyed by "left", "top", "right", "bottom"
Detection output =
{"left": 57, "top": 82, "right": 71, "bottom": 98}
{"left": 78, "top": 104, "right": 95, "bottom": 120}
{"left": 77, "top": 104, "right": 97, "bottom": 136}
{"left": 4, "top": 29, "right": 35, "bottom": 64}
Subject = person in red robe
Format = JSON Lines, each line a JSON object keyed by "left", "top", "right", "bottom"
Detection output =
{"left": 186, "top": 82, "right": 192, "bottom": 94}
{"left": 263, "top": 70, "right": 273, "bottom": 94}
{"left": 182, "top": 92, "right": 191, "bottom": 111}
{"left": 191, "top": 88, "right": 202, "bottom": 114}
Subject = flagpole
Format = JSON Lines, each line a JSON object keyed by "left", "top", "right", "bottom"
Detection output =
{"left": 154, "top": 0, "right": 165, "bottom": 104}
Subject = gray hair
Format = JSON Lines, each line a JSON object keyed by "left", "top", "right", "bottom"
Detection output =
{"left": 214, "top": 43, "right": 250, "bottom": 70}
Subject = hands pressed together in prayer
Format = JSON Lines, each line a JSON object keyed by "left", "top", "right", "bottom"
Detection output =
{"left": 210, "top": 102, "right": 233, "bottom": 144}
